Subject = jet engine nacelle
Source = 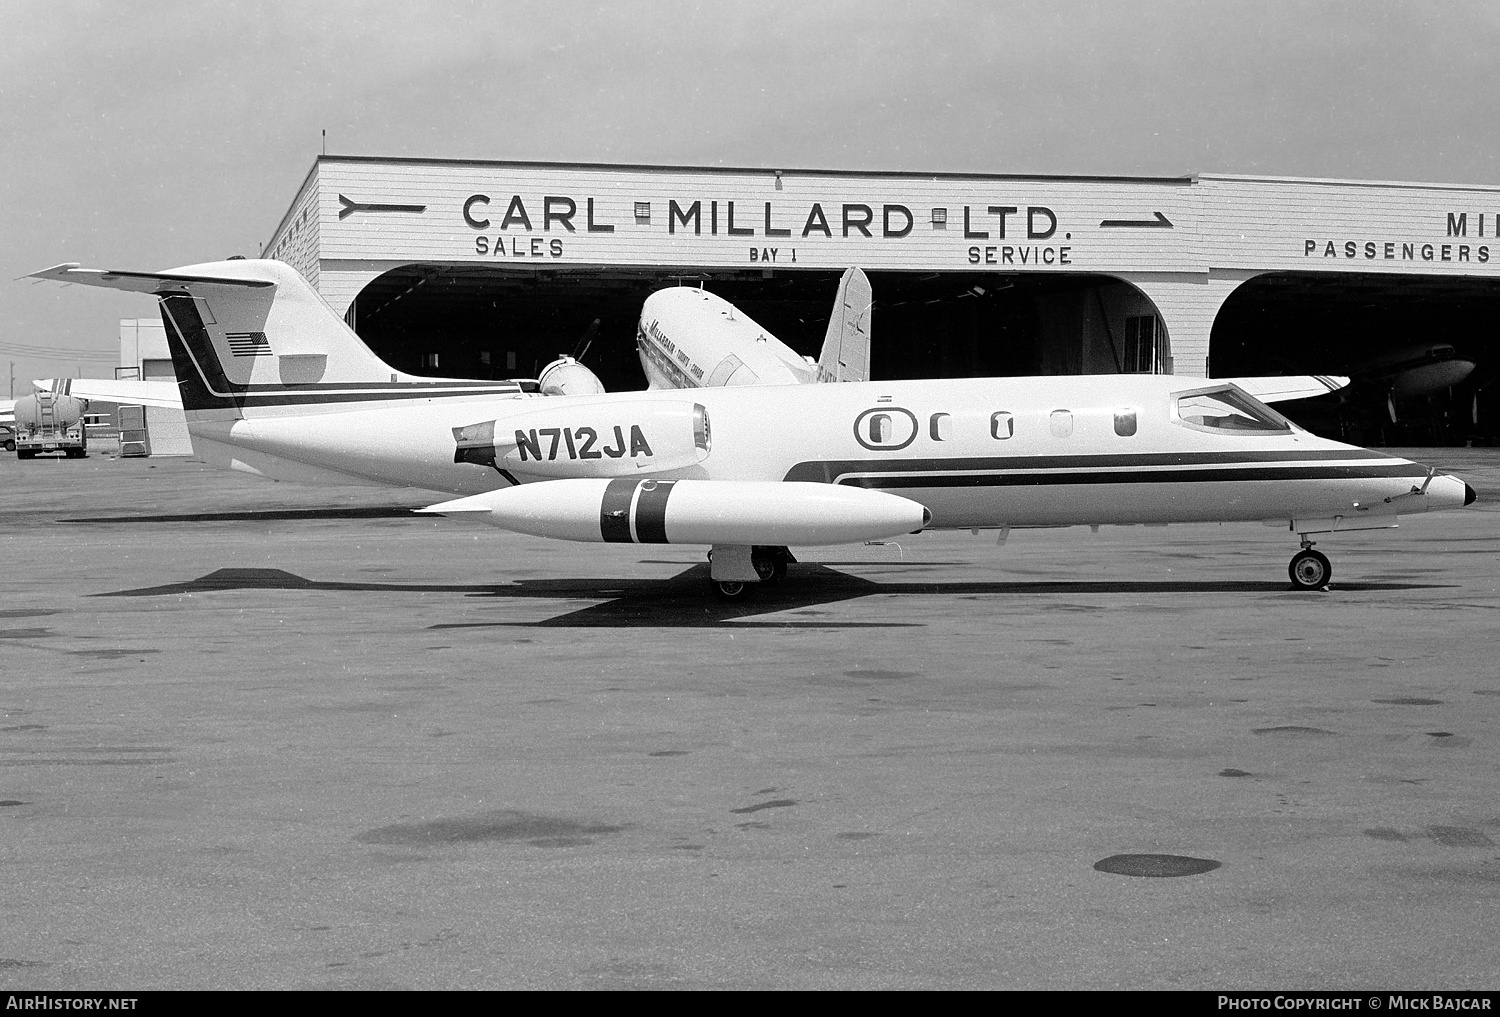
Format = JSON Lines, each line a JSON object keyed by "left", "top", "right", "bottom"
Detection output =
{"left": 453, "top": 400, "right": 710, "bottom": 478}
{"left": 537, "top": 355, "right": 606, "bottom": 397}
{"left": 424, "top": 478, "right": 931, "bottom": 546}
{"left": 13, "top": 393, "right": 87, "bottom": 431}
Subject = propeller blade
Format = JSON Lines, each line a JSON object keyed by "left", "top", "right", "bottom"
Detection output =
{"left": 572, "top": 319, "right": 600, "bottom": 362}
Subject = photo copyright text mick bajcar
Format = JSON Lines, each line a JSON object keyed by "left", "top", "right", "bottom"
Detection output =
{"left": 1219, "top": 998, "right": 1492, "bottom": 1011}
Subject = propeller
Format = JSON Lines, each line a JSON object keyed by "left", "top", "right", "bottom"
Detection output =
{"left": 572, "top": 318, "right": 600, "bottom": 363}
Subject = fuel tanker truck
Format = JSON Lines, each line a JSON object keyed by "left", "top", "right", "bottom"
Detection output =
{"left": 13, "top": 391, "right": 88, "bottom": 459}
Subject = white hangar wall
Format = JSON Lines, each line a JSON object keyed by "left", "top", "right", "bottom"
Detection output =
{"left": 265, "top": 157, "right": 1500, "bottom": 378}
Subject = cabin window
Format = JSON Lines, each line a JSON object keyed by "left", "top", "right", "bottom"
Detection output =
{"left": 929, "top": 412, "right": 952, "bottom": 441}
{"left": 1049, "top": 410, "right": 1073, "bottom": 438}
{"left": 1114, "top": 409, "right": 1138, "bottom": 437}
{"left": 990, "top": 411, "right": 1014, "bottom": 439}
{"left": 853, "top": 407, "right": 919, "bottom": 450}
{"left": 1173, "top": 386, "right": 1292, "bottom": 434}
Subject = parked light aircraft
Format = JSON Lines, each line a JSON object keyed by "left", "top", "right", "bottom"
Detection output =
{"left": 637, "top": 267, "right": 871, "bottom": 389}
{"left": 30, "top": 259, "right": 1475, "bottom": 598}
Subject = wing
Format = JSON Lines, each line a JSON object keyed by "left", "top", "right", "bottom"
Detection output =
{"left": 35, "top": 378, "right": 182, "bottom": 408}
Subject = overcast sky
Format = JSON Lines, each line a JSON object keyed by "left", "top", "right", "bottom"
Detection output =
{"left": 3, "top": 0, "right": 1499, "bottom": 387}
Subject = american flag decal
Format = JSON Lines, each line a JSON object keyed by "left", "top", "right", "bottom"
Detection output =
{"left": 226, "top": 331, "right": 272, "bottom": 357}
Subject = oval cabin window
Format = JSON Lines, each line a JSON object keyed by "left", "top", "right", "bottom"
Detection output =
{"left": 990, "top": 411, "right": 1014, "bottom": 439}
{"left": 1049, "top": 410, "right": 1073, "bottom": 438}
{"left": 1114, "top": 409, "right": 1138, "bottom": 437}
{"left": 852, "top": 407, "right": 919, "bottom": 450}
{"left": 930, "top": 412, "right": 952, "bottom": 441}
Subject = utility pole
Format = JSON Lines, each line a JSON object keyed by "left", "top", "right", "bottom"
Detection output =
{"left": 8, "top": 360, "right": 12, "bottom": 399}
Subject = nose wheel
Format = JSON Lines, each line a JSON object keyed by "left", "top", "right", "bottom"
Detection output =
{"left": 1289, "top": 546, "right": 1332, "bottom": 590}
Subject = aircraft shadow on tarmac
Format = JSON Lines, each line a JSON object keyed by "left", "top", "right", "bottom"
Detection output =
{"left": 93, "top": 564, "right": 1453, "bottom": 629}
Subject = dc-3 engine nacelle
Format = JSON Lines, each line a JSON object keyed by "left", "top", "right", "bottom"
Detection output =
{"left": 536, "top": 355, "right": 606, "bottom": 397}
{"left": 453, "top": 400, "right": 711, "bottom": 478}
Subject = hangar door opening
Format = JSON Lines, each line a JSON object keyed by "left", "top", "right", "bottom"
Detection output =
{"left": 1210, "top": 272, "right": 1500, "bottom": 446}
{"left": 348, "top": 265, "right": 1168, "bottom": 391}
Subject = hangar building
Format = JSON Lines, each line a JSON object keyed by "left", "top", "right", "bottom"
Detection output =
{"left": 259, "top": 156, "right": 1499, "bottom": 444}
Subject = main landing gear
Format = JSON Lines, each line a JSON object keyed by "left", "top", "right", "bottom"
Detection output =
{"left": 709, "top": 545, "right": 795, "bottom": 600}
{"left": 1288, "top": 540, "right": 1332, "bottom": 591}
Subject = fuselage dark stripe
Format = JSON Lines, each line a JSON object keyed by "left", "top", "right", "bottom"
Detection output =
{"left": 840, "top": 463, "right": 1423, "bottom": 489}
{"left": 222, "top": 389, "right": 523, "bottom": 407}
{"left": 783, "top": 449, "right": 1395, "bottom": 483}
{"left": 231, "top": 381, "right": 523, "bottom": 393}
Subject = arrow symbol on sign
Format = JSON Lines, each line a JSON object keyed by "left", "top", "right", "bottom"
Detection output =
{"left": 338, "top": 194, "right": 428, "bottom": 220}
{"left": 1098, "top": 211, "right": 1174, "bottom": 229}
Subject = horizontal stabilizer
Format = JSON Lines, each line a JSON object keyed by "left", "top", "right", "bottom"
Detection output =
{"left": 1221, "top": 375, "right": 1350, "bottom": 403}
{"left": 36, "top": 378, "right": 182, "bottom": 408}
{"left": 26, "top": 263, "right": 274, "bottom": 294}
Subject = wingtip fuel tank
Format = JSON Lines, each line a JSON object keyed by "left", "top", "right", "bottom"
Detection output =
{"left": 422, "top": 478, "right": 930, "bottom": 546}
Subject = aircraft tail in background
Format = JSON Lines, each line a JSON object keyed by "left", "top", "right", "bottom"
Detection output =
{"left": 816, "top": 267, "right": 871, "bottom": 383}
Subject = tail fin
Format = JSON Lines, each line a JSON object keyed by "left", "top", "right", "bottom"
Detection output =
{"left": 27, "top": 260, "right": 522, "bottom": 416}
{"left": 815, "top": 267, "right": 871, "bottom": 383}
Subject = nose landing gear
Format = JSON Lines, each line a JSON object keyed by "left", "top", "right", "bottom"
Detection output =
{"left": 1288, "top": 540, "right": 1332, "bottom": 591}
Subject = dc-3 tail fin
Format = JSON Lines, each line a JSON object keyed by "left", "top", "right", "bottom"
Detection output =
{"left": 815, "top": 267, "right": 871, "bottom": 383}
{"left": 26, "top": 260, "right": 425, "bottom": 415}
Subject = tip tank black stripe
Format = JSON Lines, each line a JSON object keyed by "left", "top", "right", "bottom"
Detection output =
{"left": 633, "top": 480, "right": 676, "bottom": 544}
{"left": 600, "top": 477, "right": 636, "bottom": 542}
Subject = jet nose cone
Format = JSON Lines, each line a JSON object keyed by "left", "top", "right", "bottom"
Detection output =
{"left": 1465, "top": 482, "right": 1478, "bottom": 506}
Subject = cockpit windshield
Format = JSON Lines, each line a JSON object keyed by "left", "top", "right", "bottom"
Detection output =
{"left": 1172, "top": 385, "right": 1292, "bottom": 435}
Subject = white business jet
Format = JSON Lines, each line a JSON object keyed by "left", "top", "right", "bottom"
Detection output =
{"left": 30, "top": 259, "right": 1474, "bottom": 598}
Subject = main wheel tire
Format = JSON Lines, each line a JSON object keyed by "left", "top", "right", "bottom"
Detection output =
{"left": 1288, "top": 549, "right": 1332, "bottom": 590}
{"left": 712, "top": 580, "right": 751, "bottom": 600}
{"left": 751, "top": 545, "right": 792, "bottom": 585}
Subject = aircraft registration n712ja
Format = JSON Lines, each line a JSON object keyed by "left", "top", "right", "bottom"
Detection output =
{"left": 29, "top": 258, "right": 1475, "bottom": 598}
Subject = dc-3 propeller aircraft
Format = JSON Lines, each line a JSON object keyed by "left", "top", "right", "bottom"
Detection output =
{"left": 30, "top": 259, "right": 1475, "bottom": 599}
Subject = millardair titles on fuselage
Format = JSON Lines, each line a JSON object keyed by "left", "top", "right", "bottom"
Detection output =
{"left": 29, "top": 259, "right": 1476, "bottom": 599}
